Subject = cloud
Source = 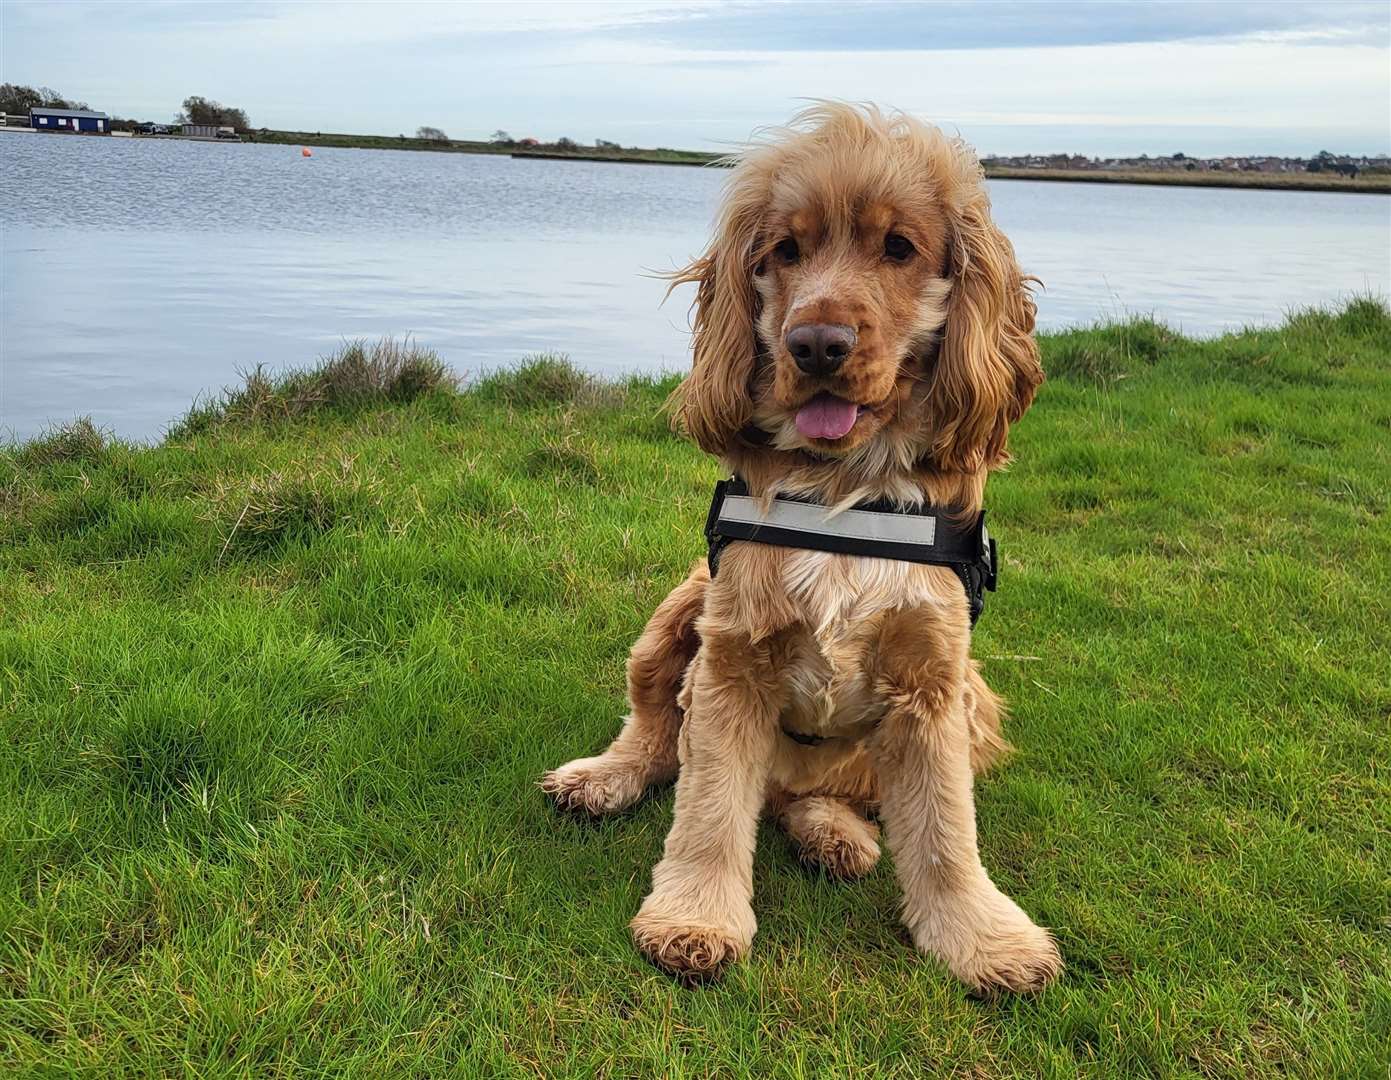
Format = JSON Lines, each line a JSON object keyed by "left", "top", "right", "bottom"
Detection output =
{"left": 608, "top": 1, "right": 1391, "bottom": 52}
{"left": 2, "top": 0, "right": 1386, "bottom": 155}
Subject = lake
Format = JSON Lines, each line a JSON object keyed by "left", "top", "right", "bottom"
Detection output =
{"left": 3, "top": 134, "right": 1388, "bottom": 443}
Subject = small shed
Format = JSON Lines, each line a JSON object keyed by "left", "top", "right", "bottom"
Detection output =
{"left": 30, "top": 107, "right": 110, "bottom": 133}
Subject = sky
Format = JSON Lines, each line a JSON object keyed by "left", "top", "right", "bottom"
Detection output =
{"left": 2, "top": 1, "right": 1388, "bottom": 157}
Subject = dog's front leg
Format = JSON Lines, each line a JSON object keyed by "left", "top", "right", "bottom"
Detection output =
{"left": 872, "top": 609, "right": 1062, "bottom": 994}
{"left": 630, "top": 630, "right": 781, "bottom": 983}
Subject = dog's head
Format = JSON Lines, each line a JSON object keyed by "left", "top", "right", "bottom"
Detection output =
{"left": 673, "top": 103, "right": 1043, "bottom": 474}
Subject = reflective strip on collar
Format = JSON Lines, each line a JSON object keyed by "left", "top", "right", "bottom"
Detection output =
{"left": 717, "top": 494, "right": 938, "bottom": 547}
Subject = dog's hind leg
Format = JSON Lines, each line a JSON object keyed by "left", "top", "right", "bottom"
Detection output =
{"left": 541, "top": 562, "right": 707, "bottom": 816}
{"left": 965, "top": 659, "right": 1011, "bottom": 775}
{"left": 769, "top": 663, "right": 1004, "bottom": 878}
{"left": 775, "top": 794, "right": 881, "bottom": 880}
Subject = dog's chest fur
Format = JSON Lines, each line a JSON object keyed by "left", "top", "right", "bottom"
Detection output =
{"left": 777, "top": 550, "right": 948, "bottom": 737}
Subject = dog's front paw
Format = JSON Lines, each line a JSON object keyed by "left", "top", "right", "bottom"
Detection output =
{"left": 540, "top": 755, "right": 648, "bottom": 816}
{"left": 630, "top": 897, "right": 754, "bottom": 985}
{"left": 911, "top": 883, "right": 1062, "bottom": 995}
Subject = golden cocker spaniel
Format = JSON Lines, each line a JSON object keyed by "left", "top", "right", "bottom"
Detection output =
{"left": 543, "top": 103, "right": 1057, "bottom": 993}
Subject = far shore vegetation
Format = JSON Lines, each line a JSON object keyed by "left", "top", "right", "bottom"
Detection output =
{"left": 5, "top": 82, "right": 1388, "bottom": 193}
{"left": 3, "top": 299, "right": 1388, "bottom": 1075}
{"left": 246, "top": 127, "right": 1391, "bottom": 191}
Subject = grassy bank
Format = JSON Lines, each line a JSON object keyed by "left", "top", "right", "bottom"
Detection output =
{"left": 246, "top": 128, "right": 716, "bottom": 166}
{"left": 510, "top": 148, "right": 721, "bottom": 166}
{"left": 245, "top": 128, "right": 515, "bottom": 156}
{"left": 3, "top": 304, "right": 1389, "bottom": 1077}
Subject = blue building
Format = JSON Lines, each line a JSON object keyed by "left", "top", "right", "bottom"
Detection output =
{"left": 30, "top": 107, "right": 110, "bottom": 134}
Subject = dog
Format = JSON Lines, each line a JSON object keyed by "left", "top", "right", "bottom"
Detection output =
{"left": 542, "top": 103, "right": 1057, "bottom": 993}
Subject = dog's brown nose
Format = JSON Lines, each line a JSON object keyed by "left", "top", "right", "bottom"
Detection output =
{"left": 786, "top": 323, "right": 856, "bottom": 375}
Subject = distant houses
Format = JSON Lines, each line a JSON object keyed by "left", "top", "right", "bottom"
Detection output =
{"left": 30, "top": 107, "right": 110, "bottom": 133}
{"left": 981, "top": 151, "right": 1388, "bottom": 177}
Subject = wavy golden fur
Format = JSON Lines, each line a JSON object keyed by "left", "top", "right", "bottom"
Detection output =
{"left": 543, "top": 104, "right": 1059, "bottom": 993}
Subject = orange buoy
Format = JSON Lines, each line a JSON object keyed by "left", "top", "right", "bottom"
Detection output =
{"left": 301, "top": 147, "right": 312, "bottom": 157}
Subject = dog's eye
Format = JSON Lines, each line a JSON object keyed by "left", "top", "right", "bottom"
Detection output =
{"left": 773, "top": 238, "right": 800, "bottom": 264}
{"left": 883, "top": 233, "right": 915, "bottom": 261}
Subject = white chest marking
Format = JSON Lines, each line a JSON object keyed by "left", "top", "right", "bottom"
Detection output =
{"left": 779, "top": 550, "right": 947, "bottom": 733}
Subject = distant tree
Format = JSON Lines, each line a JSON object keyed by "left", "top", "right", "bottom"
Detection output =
{"left": 1172, "top": 152, "right": 1186, "bottom": 160}
{"left": 416, "top": 126, "right": 448, "bottom": 142}
{"left": 38, "top": 86, "right": 89, "bottom": 109}
{"left": 1306, "top": 149, "right": 1337, "bottom": 173}
{"left": 1, "top": 83, "right": 90, "bottom": 115}
{"left": 595, "top": 138, "right": 621, "bottom": 150}
{"left": 179, "top": 95, "right": 250, "bottom": 132}
{"left": 490, "top": 129, "right": 513, "bottom": 144}
{"left": 555, "top": 136, "right": 578, "bottom": 150}
{"left": 0, "top": 83, "right": 40, "bottom": 114}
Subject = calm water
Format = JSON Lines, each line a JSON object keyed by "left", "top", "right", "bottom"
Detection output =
{"left": 3, "top": 134, "right": 1387, "bottom": 442}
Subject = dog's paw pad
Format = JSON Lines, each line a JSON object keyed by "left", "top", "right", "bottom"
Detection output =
{"left": 632, "top": 924, "right": 742, "bottom": 984}
{"left": 540, "top": 762, "right": 639, "bottom": 816}
{"left": 939, "top": 912, "right": 1063, "bottom": 995}
{"left": 970, "top": 928, "right": 1063, "bottom": 995}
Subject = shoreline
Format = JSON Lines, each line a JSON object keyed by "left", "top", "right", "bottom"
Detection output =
{"left": 246, "top": 130, "right": 1391, "bottom": 193}
{"left": 981, "top": 166, "right": 1390, "bottom": 194}
{"left": 14, "top": 124, "right": 1381, "bottom": 193}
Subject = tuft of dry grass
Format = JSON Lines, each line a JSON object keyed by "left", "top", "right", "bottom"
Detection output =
{"left": 472, "top": 354, "right": 628, "bottom": 409}
{"left": 170, "top": 339, "right": 455, "bottom": 439}
{"left": 1045, "top": 317, "right": 1178, "bottom": 383}
{"left": 523, "top": 421, "right": 603, "bottom": 484}
{"left": 15, "top": 417, "right": 109, "bottom": 469}
{"left": 202, "top": 457, "right": 383, "bottom": 560}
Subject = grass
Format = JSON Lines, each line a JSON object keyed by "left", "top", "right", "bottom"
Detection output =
{"left": 2, "top": 301, "right": 1389, "bottom": 1077}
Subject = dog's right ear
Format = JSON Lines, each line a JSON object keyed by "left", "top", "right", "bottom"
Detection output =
{"left": 667, "top": 181, "right": 764, "bottom": 455}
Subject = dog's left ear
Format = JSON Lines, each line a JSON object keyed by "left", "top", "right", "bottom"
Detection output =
{"left": 926, "top": 192, "right": 1044, "bottom": 472}
{"left": 666, "top": 178, "right": 765, "bottom": 455}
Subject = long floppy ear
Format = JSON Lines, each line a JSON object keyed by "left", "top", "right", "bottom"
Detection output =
{"left": 928, "top": 192, "right": 1044, "bottom": 472}
{"left": 667, "top": 183, "right": 763, "bottom": 455}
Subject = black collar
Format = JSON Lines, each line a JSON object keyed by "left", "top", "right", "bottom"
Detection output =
{"left": 703, "top": 477, "right": 997, "bottom": 625}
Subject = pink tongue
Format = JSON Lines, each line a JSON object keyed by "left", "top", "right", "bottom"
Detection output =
{"left": 795, "top": 394, "right": 860, "bottom": 440}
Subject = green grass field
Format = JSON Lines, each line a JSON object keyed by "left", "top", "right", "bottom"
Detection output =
{"left": 2, "top": 302, "right": 1388, "bottom": 1077}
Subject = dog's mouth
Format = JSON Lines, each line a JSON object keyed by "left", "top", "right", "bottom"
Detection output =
{"left": 794, "top": 393, "right": 872, "bottom": 441}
